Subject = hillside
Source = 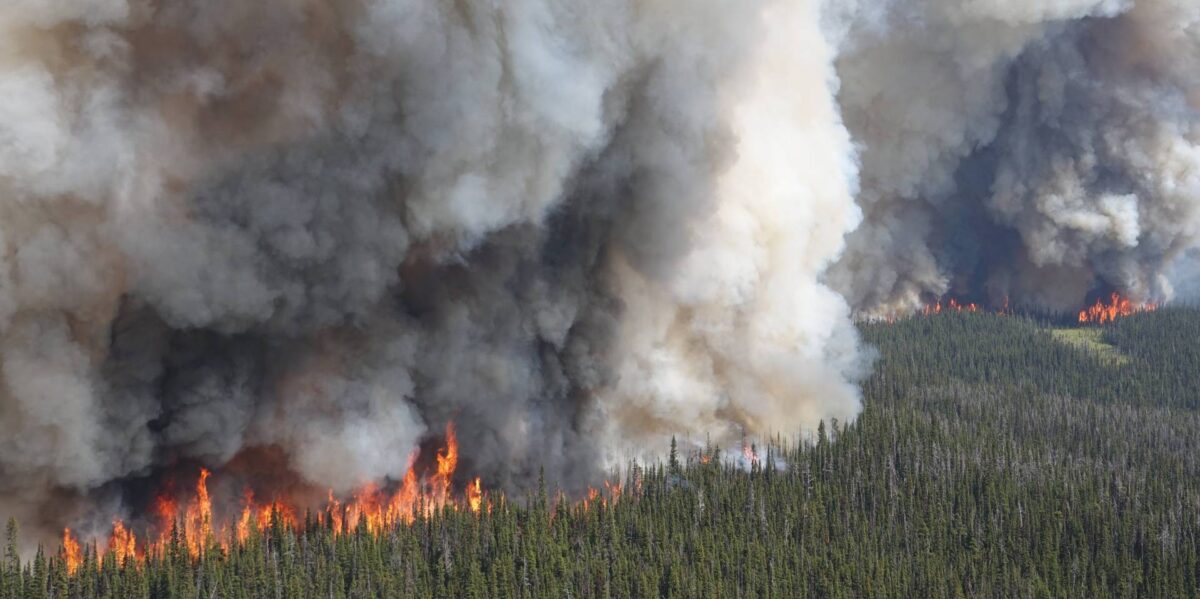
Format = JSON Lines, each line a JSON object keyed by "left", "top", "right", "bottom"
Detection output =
{"left": 4, "top": 308, "right": 1200, "bottom": 598}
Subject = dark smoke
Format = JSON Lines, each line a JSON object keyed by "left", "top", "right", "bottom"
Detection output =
{"left": 0, "top": 0, "right": 867, "bottom": 542}
{"left": 827, "top": 0, "right": 1200, "bottom": 315}
{"left": 2, "top": 0, "right": 1196, "bottom": 544}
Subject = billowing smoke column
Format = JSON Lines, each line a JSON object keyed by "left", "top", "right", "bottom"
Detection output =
{"left": 827, "top": 0, "right": 1200, "bottom": 315}
{"left": 3, "top": 0, "right": 1198, "bottom": 542}
{"left": 0, "top": 0, "right": 866, "bottom": 540}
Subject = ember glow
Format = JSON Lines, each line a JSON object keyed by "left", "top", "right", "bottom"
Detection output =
{"left": 1078, "top": 293, "right": 1159, "bottom": 325}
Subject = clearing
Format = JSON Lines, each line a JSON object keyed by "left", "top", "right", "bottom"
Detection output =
{"left": 1049, "top": 327, "right": 1130, "bottom": 365}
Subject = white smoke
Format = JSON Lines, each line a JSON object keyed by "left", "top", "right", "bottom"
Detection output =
{"left": 601, "top": 0, "right": 865, "bottom": 454}
{"left": 1167, "top": 249, "right": 1200, "bottom": 302}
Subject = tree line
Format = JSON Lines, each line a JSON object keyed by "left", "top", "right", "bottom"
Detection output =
{"left": 2, "top": 308, "right": 1198, "bottom": 597}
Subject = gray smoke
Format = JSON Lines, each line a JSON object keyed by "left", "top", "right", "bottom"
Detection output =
{"left": 827, "top": 0, "right": 1200, "bottom": 315}
{"left": 0, "top": 0, "right": 868, "bottom": 539}
{"left": 3, "top": 0, "right": 1197, "bottom": 542}
{"left": 1167, "top": 249, "right": 1200, "bottom": 302}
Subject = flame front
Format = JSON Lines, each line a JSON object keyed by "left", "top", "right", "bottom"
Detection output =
{"left": 1078, "top": 293, "right": 1158, "bottom": 324}
{"left": 53, "top": 421, "right": 622, "bottom": 569}
{"left": 922, "top": 298, "right": 980, "bottom": 316}
{"left": 910, "top": 294, "right": 1160, "bottom": 324}
{"left": 138, "top": 424, "right": 490, "bottom": 555}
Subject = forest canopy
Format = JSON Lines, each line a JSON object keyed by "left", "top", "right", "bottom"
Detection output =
{"left": 3, "top": 308, "right": 1198, "bottom": 598}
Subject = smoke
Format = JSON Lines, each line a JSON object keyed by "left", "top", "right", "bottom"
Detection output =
{"left": 827, "top": 0, "right": 1200, "bottom": 314}
{"left": 1167, "top": 249, "right": 1200, "bottom": 302}
{"left": 0, "top": 0, "right": 867, "bottom": 539}
{"left": 3, "top": 0, "right": 1197, "bottom": 542}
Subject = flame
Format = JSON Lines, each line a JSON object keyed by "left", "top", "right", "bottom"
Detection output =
{"left": 235, "top": 491, "right": 255, "bottom": 544}
{"left": 1078, "top": 293, "right": 1158, "bottom": 324}
{"left": 431, "top": 422, "right": 458, "bottom": 501}
{"left": 922, "top": 298, "right": 980, "bottom": 316}
{"left": 742, "top": 442, "right": 759, "bottom": 467}
{"left": 185, "top": 468, "right": 213, "bottom": 557}
{"left": 62, "top": 529, "right": 82, "bottom": 575}
{"left": 325, "top": 490, "right": 342, "bottom": 533}
{"left": 909, "top": 292, "right": 1163, "bottom": 324}
{"left": 52, "top": 421, "right": 621, "bottom": 570}
{"left": 467, "top": 478, "right": 483, "bottom": 514}
{"left": 581, "top": 487, "right": 600, "bottom": 511}
{"left": 108, "top": 520, "right": 137, "bottom": 565}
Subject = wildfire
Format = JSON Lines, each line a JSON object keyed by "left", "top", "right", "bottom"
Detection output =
{"left": 62, "top": 529, "right": 81, "bottom": 575}
{"left": 1078, "top": 293, "right": 1158, "bottom": 324}
{"left": 234, "top": 492, "right": 297, "bottom": 544}
{"left": 578, "top": 481, "right": 622, "bottom": 512}
{"left": 55, "top": 422, "right": 559, "bottom": 570}
{"left": 909, "top": 293, "right": 1160, "bottom": 325}
{"left": 467, "top": 478, "right": 483, "bottom": 514}
{"left": 109, "top": 520, "right": 137, "bottom": 565}
{"left": 742, "top": 442, "right": 759, "bottom": 467}
{"left": 430, "top": 423, "right": 459, "bottom": 500}
{"left": 148, "top": 468, "right": 216, "bottom": 557}
{"left": 51, "top": 421, "right": 626, "bottom": 571}
{"left": 922, "top": 298, "right": 980, "bottom": 316}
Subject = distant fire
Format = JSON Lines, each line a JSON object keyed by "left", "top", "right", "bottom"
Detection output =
{"left": 1078, "top": 293, "right": 1158, "bottom": 324}
{"left": 922, "top": 298, "right": 981, "bottom": 316}
{"left": 904, "top": 293, "right": 1158, "bottom": 325}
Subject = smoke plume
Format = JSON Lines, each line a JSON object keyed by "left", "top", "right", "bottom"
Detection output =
{"left": 0, "top": 0, "right": 867, "bottom": 539}
{"left": 2, "top": 0, "right": 1197, "bottom": 541}
{"left": 827, "top": 0, "right": 1200, "bottom": 314}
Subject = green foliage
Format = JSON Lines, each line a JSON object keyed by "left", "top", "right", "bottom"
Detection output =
{"left": 1049, "top": 327, "right": 1129, "bottom": 365}
{"left": 2, "top": 309, "right": 1198, "bottom": 598}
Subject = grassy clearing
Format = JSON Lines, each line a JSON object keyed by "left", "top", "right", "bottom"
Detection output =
{"left": 1050, "top": 327, "right": 1130, "bottom": 365}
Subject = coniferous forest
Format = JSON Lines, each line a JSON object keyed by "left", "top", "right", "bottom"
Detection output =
{"left": 3, "top": 308, "right": 1199, "bottom": 598}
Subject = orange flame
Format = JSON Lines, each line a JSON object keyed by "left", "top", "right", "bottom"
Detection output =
{"left": 1078, "top": 293, "right": 1158, "bottom": 324}
{"left": 62, "top": 529, "right": 82, "bottom": 575}
{"left": 467, "top": 478, "right": 483, "bottom": 514}
{"left": 55, "top": 421, "right": 620, "bottom": 570}
{"left": 911, "top": 292, "right": 1163, "bottom": 324}
{"left": 431, "top": 422, "right": 458, "bottom": 502}
{"left": 108, "top": 520, "right": 137, "bottom": 564}
{"left": 235, "top": 491, "right": 255, "bottom": 544}
{"left": 922, "top": 298, "right": 980, "bottom": 316}
{"left": 181, "top": 468, "right": 213, "bottom": 557}
{"left": 742, "top": 442, "right": 759, "bottom": 467}
{"left": 582, "top": 487, "right": 600, "bottom": 511}
{"left": 604, "top": 481, "right": 622, "bottom": 504}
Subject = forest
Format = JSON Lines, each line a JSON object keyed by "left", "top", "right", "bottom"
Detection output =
{"left": 2, "top": 307, "right": 1198, "bottom": 598}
